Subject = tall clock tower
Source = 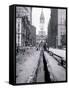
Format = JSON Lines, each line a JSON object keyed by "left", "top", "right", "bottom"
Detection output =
{"left": 40, "top": 8, "right": 45, "bottom": 31}
{"left": 39, "top": 9, "right": 45, "bottom": 36}
{"left": 38, "top": 8, "right": 46, "bottom": 43}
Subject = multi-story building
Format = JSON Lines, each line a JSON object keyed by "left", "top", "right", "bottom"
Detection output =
{"left": 48, "top": 9, "right": 58, "bottom": 48}
{"left": 57, "top": 9, "right": 66, "bottom": 48}
{"left": 16, "top": 7, "right": 36, "bottom": 48}
{"left": 16, "top": 7, "right": 32, "bottom": 24}
{"left": 48, "top": 8, "right": 66, "bottom": 48}
{"left": 29, "top": 25, "right": 36, "bottom": 46}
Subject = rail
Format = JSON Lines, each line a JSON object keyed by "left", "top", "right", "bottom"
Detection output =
{"left": 46, "top": 50, "right": 66, "bottom": 69}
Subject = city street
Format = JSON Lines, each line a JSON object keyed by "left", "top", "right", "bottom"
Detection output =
{"left": 16, "top": 47, "right": 66, "bottom": 83}
{"left": 49, "top": 48, "right": 66, "bottom": 60}
{"left": 16, "top": 47, "right": 41, "bottom": 83}
{"left": 44, "top": 51, "right": 66, "bottom": 81}
{"left": 16, "top": 7, "right": 66, "bottom": 84}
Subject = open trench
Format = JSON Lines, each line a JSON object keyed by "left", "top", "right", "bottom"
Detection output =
{"left": 43, "top": 51, "right": 51, "bottom": 82}
{"left": 32, "top": 50, "right": 51, "bottom": 83}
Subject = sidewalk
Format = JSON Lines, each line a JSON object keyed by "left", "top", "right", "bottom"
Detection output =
{"left": 44, "top": 51, "right": 66, "bottom": 81}
{"left": 16, "top": 48, "right": 41, "bottom": 83}
{"left": 49, "top": 48, "right": 66, "bottom": 60}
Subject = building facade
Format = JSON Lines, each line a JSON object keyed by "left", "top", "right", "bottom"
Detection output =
{"left": 29, "top": 25, "right": 36, "bottom": 46}
{"left": 16, "top": 7, "right": 32, "bottom": 24}
{"left": 48, "top": 9, "right": 66, "bottom": 48}
{"left": 48, "top": 9, "right": 58, "bottom": 48}
{"left": 57, "top": 9, "right": 66, "bottom": 48}
{"left": 16, "top": 7, "right": 36, "bottom": 48}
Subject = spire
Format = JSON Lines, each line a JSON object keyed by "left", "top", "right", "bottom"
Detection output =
{"left": 40, "top": 8, "right": 45, "bottom": 23}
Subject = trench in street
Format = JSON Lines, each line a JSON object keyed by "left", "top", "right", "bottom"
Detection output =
{"left": 43, "top": 51, "right": 51, "bottom": 82}
{"left": 32, "top": 50, "right": 51, "bottom": 83}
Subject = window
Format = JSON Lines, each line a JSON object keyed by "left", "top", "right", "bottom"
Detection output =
{"left": 16, "top": 18, "right": 22, "bottom": 47}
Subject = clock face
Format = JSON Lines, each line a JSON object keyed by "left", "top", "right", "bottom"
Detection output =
{"left": 40, "top": 23, "right": 44, "bottom": 30}
{"left": 40, "top": 19, "right": 45, "bottom": 23}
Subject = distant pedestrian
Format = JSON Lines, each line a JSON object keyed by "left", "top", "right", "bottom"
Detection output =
{"left": 47, "top": 44, "right": 49, "bottom": 51}
{"left": 43, "top": 43, "right": 47, "bottom": 51}
{"left": 36, "top": 47, "right": 38, "bottom": 51}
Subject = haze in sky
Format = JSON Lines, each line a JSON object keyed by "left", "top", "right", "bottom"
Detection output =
{"left": 32, "top": 8, "right": 51, "bottom": 35}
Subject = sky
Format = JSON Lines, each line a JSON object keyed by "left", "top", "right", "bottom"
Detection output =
{"left": 32, "top": 8, "right": 51, "bottom": 35}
